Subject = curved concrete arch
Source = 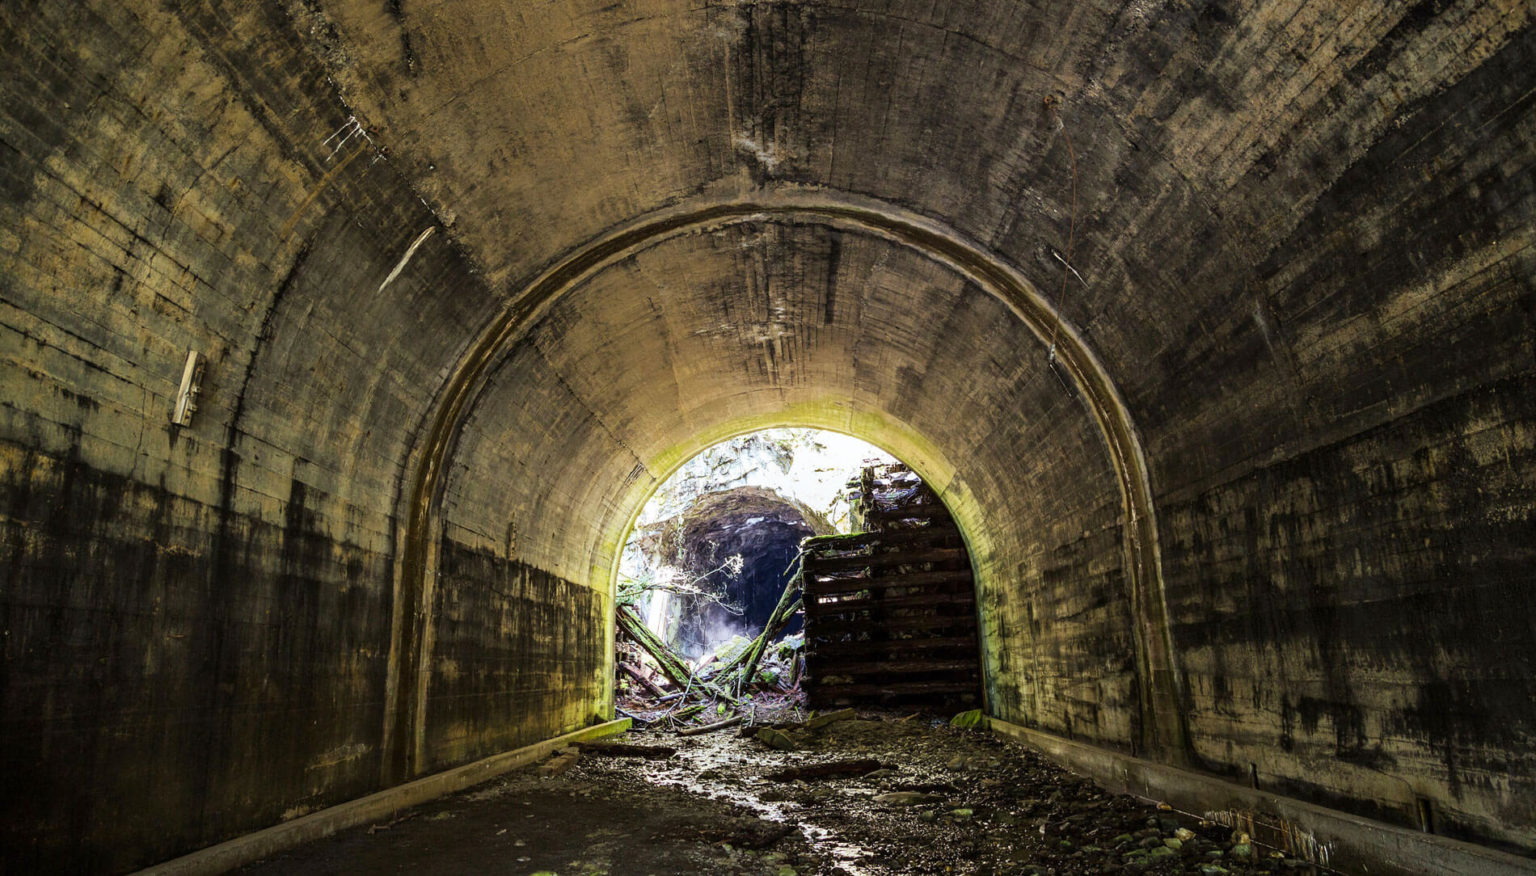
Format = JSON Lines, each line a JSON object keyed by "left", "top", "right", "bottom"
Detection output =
{"left": 386, "top": 187, "right": 1188, "bottom": 781}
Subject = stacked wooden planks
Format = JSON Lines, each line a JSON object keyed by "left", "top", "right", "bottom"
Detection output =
{"left": 801, "top": 464, "right": 981, "bottom": 708}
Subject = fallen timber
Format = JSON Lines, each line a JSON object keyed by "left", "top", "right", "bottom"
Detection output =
{"left": 616, "top": 606, "right": 735, "bottom": 703}
{"left": 679, "top": 716, "right": 744, "bottom": 736}
{"left": 577, "top": 741, "right": 677, "bottom": 758}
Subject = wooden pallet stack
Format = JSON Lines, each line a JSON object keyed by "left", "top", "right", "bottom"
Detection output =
{"left": 801, "top": 463, "right": 981, "bottom": 709}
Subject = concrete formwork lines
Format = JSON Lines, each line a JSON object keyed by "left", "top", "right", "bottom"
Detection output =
{"left": 386, "top": 187, "right": 1188, "bottom": 781}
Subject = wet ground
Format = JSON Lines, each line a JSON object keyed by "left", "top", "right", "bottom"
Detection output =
{"left": 239, "top": 712, "right": 1320, "bottom": 875}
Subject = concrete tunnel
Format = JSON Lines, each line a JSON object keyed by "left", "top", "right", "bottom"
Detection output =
{"left": 0, "top": 0, "right": 1533, "bottom": 872}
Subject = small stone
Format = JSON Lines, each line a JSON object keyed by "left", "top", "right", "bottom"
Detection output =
{"left": 1230, "top": 843, "right": 1253, "bottom": 861}
{"left": 537, "top": 749, "right": 579, "bottom": 777}
{"left": 1163, "top": 838, "right": 1183, "bottom": 851}
{"left": 1201, "top": 866, "right": 1230, "bottom": 875}
{"left": 1147, "top": 846, "right": 1177, "bottom": 862}
{"left": 919, "top": 809, "right": 937, "bottom": 822}
{"left": 756, "top": 728, "right": 798, "bottom": 751}
{"left": 1139, "top": 836, "right": 1164, "bottom": 849}
{"left": 949, "top": 808, "right": 974, "bottom": 819}
{"left": 1175, "top": 827, "right": 1196, "bottom": 842}
{"left": 1111, "top": 833, "right": 1135, "bottom": 847}
{"left": 776, "top": 867, "right": 797, "bottom": 876}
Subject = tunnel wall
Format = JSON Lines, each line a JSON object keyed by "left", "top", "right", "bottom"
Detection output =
{"left": 1142, "top": 27, "right": 1536, "bottom": 845}
{"left": 268, "top": 0, "right": 1536, "bottom": 854}
{"left": 0, "top": 2, "right": 608, "bottom": 871}
{"left": 421, "top": 336, "right": 634, "bottom": 774}
{"left": 305, "top": 0, "right": 1536, "bottom": 852}
{"left": 0, "top": 0, "right": 1533, "bottom": 871}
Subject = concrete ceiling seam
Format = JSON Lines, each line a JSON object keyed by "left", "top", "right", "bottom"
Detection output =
{"left": 384, "top": 187, "right": 1190, "bottom": 781}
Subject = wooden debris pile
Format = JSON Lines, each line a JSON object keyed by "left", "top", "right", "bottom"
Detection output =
{"left": 615, "top": 569, "right": 809, "bottom": 732}
{"left": 802, "top": 463, "right": 982, "bottom": 709}
{"left": 614, "top": 461, "right": 979, "bottom": 729}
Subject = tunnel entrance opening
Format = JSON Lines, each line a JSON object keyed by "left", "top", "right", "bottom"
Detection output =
{"left": 644, "top": 485, "right": 820, "bottom": 660}
{"left": 613, "top": 428, "right": 895, "bottom": 724}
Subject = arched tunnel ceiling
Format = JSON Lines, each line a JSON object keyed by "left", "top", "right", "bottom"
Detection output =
{"left": 304, "top": 0, "right": 1532, "bottom": 496}
{"left": 443, "top": 217, "right": 1122, "bottom": 584}
{"left": 309, "top": 0, "right": 1523, "bottom": 297}
{"left": 421, "top": 192, "right": 1179, "bottom": 772}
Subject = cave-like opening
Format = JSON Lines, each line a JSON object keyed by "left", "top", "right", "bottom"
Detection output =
{"left": 614, "top": 429, "right": 894, "bottom": 682}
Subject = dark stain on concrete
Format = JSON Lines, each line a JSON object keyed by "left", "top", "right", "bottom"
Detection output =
{"left": 425, "top": 540, "right": 608, "bottom": 770}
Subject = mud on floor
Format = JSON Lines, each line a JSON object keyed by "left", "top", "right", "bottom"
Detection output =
{"left": 239, "top": 712, "right": 1320, "bottom": 875}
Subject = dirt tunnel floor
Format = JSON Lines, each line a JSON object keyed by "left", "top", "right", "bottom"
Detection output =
{"left": 238, "top": 713, "right": 1318, "bottom": 875}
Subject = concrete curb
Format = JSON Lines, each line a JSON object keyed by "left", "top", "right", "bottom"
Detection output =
{"left": 137, "top": 718, "right": 631, "bottom": 875}
{"left": 988, "top": 718, "right": 1533, "bottom": 875}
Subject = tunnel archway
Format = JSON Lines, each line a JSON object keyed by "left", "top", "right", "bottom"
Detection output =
{"left": 612, "top": 428, "right": 888, "bottom": 662}
{"left": 394, "top": 191, "right": 1184, "bottom": 788}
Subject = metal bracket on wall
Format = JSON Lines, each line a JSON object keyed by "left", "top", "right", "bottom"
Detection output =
{"left": 171, "top": 350, "right": 205, "bottom": 427}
